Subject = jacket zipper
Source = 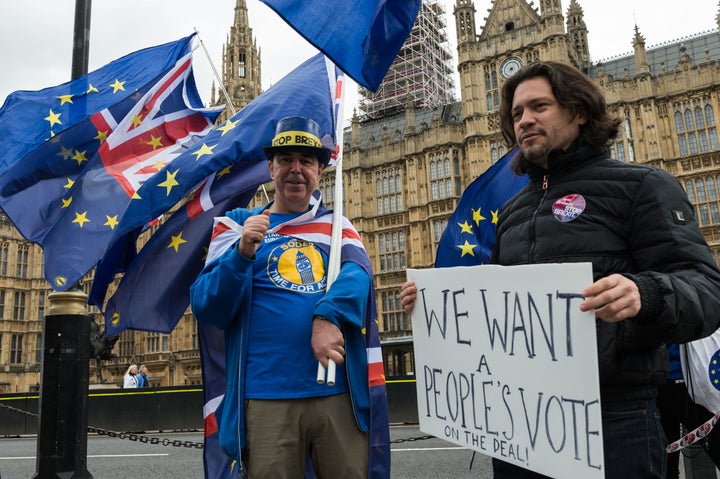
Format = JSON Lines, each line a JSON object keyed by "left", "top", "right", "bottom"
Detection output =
{"left": 529, "top": 174, "right": 550, "bottom": 261}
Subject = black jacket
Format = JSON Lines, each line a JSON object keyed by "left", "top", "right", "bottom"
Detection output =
{"left": 491, "top": 144, "right": 720, "bottom": 402}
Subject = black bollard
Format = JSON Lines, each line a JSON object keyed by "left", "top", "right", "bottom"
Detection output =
{"left": 33, "top": 289, "right": 93, "bottom": 479}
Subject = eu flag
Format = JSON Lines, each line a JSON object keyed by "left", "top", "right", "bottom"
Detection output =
{"left": 0, "top": 43, "right": 221, "bottom": 290}
{"left": 435, "top": 148, "right": 530, "bottom": 267}
{"left": 0, "top": 35, "right": 195, "bottom": 173}
{"left": 108, "top": 53, "right": 345, "bottom": 246}
{"left": 98, "top": 162, "right": 266, "bottom": 336}
{"left": 259, "top": 0, "right": 421, "bottom": 91}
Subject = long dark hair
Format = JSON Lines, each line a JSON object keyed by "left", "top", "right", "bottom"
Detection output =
{"left": 500, "top": 61, "right": 621, "bottom": 174}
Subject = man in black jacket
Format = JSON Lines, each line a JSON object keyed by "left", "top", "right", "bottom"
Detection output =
{"left": 402, "top": 61, "right": 720, "bottom": 478}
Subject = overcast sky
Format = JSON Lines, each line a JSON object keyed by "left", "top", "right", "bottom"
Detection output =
{"left": 1, "top": 0, "right": 717, "bottom": 126}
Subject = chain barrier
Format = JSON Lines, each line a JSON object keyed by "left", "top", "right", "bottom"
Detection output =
{"left": 1, "top": 402, "right": 434, "bottom": 447}
{"left": 0, "top": 402, "right": 203, "bottom": 449}
{"left": 391, "top": 434, "right": 434, "bottom": 444}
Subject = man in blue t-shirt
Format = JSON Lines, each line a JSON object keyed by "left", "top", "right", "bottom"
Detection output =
{"left": 191, "top": 116, "right": 384, "bottom": 478}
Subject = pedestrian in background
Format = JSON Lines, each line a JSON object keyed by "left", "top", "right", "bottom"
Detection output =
{"left": 123, "top": 364, "right": 139, "bottom": 388}
{"left": 137, "top": 365, "right": 150, "bottom": 388}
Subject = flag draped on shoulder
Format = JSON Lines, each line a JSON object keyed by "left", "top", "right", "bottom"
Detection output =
{"left": 435, "top": 148, "right": 530, "bottom": 267}
{"left": 259, "top": 0, "right": 421, "bottom": 91}
{"left": 91, "top": 53, "right": 345, "bottom": 336}
{"left": 0, "top": 35, "right": 222, "bottom": 290}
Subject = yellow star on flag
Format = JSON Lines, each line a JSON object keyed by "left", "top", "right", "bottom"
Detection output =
{"left": 217, "top": 165, "right": 232, "bottom": 178}
{"left": 153, "top": 159, "right": 167, "bottom": 171}
{"left": 94, "top": 130, "right": 109, "bottom": 144}
{"left": 491, "top": 209, "right": 500, "bottom": 225}
{"left": 86, "top": 84, "right": 99, "bottom": 94}
{"left": 192, "top": 143, "right": 217, "bottom": 160}
{"left": 104, "top": 215, "right": 119, "bottom": 230}
{"left": 71, "top": 149, "right": 88, "bottom": 166}
{"left": 57, "top": 94, "right": 74, "bottom": 105}
{"left": 64, "top": 178, "right": 74, "bottom": 189}
{"left": 110, "top": 79, "right": 126, "bottom": 93}
{"left": 458, "top": 221, "right": 473, "bottom": 234}
{"left": 472, "top": 207, "right": 486, "bottom": 226}
{"left": 57, "top": 146, "right": 74, "bottom": 160}
{"left": 158, "top": 169, "right": 180, "bottom": 195}
{"left": 61, "top": 197, "right": 72, "bottom": 208}
{"left": 111, "top": 312, "right": 120, "bottom": 325}
{"left": 44, "top": 109, "right": 62, "bottom": 128}
{"left": 167, "top": 232, "right": 187, "bottom": 252}
{"left": 457, "top": 240, "right": 477, "bottom": 257}
{"left": 73, "top": 211, "right": 90, "bottom": 228}
{"left": 130, "top": 114, "right": 144, "bottom": 128}
{"left": 146, "top": 135, "right": 163, "bottom": 150}
{"left": 217, "top": 118, "right": 238, "bottom": 136}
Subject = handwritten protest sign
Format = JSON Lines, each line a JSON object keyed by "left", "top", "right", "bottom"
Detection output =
{"left": 408, "top": 263, "right": 603, "bottom": 479}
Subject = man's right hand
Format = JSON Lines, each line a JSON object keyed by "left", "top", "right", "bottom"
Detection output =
{"left": 400, "top": 281, "right": 418, "bottom": 314}
{"left": 238, "top": 210, "right": 271, "bottom": 258}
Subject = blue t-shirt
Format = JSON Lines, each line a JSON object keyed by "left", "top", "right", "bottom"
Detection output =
{"left": 244, "top": 212, "right": 349, "bottom": 398}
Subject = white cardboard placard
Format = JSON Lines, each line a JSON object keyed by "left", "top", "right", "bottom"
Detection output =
{"left": 408, "top": 263, "right": 604, "bottom": 479}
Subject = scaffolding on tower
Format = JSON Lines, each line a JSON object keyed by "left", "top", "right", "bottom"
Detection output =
{"left": 358, "top": 0, "right": 456, "bottom": 120}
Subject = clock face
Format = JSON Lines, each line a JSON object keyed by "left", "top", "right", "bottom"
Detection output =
{"left": 501, "top": 57, "right": 523, "bottom": 79}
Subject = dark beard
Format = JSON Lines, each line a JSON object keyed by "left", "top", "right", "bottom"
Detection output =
{"left": 522, "top": 142, "right": 551, "bottom": 168}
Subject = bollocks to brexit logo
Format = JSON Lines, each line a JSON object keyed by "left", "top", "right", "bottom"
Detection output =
{"left": 267, "top": 238, "right": 327, "bottom": 293}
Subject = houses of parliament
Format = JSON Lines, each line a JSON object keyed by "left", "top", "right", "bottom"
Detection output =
{"left": 2, "top": 0, "right": 720, "bottom": 392}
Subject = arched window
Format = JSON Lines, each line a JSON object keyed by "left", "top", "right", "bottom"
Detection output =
{"left": 708, "top": 177, "right": 717, "bottom": 200}
{"left": 685, "top": 180, "right": 695, "bottom": 202}
{"left": 705, "top": 104, "right": 715, "bottom": 126}
{"left": 675, "top": 111, "right": 685, "bottom": 132}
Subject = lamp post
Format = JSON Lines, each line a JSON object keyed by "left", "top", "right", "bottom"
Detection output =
{"left": 33, "top": 288, "right": 93, "bottom": 478}
{"left": 33, "top": 2, "right": 93, "bottom": 477}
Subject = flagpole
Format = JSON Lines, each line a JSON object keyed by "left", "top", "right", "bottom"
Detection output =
{"left": 317, "top": 59, "right": 347, "bottom": 386}
{"left": 34, "top": 1, "right": 94, "bottom": 478}
{"left": 70, "top": 0, "right": 92, "bottom": 80}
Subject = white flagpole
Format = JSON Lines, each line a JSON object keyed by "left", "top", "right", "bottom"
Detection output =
{"left": 317, "top": 58, "right": 347, "bottom": 386}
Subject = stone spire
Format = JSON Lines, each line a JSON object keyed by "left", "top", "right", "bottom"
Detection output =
{"left": 633, "top": 24, "right": 650, "bottom": 76}
{"left": 215, "top": 0, "right": 262, "bottom": 121}
{"left": 566, "top": 0, "right": 589, "bottom": 72}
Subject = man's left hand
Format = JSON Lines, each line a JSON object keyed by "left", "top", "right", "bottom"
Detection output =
{"left": 311, "top": 316, "right": 345, "bottom": 368}
{"left": 580, "top": 273, "right": 641, "bottom": 322}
